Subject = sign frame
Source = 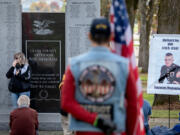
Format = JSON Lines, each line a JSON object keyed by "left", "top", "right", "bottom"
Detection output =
{"left": 147, "top": 34, "right": 180, "bottom": 95}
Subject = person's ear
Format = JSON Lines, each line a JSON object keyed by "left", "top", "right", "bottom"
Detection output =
{"left": 88, "top": 32, "right": 92, "bottom": 41}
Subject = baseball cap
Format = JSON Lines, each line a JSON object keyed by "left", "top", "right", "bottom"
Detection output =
{"left": 90, "top": 18, "right": 111, "bottom": 37}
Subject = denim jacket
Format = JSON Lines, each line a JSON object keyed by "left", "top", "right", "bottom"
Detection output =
{"left": 69, "top": 46, "right": 129, "bottom": 132}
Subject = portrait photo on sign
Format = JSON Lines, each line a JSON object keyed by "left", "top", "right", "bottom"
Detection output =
{"left": 147, "top": 34, "right": 180, "bottom": 95}
{"left": 159, "top": 52, "right": 180, "bottom": 84}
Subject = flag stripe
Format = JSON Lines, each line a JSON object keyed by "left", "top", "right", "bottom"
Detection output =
{"left": 110, "top": 0, "right": 144, "bottom": 134}
{"left": 131, "top": 53, "right": 137, "bottom": 69}
{"left": 125, "top": 25, "right": 132, "bottom": 45}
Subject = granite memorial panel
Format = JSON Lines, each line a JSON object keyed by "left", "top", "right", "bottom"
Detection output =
{"left": 22, "top": 13, "right": 65, "bottom": 112}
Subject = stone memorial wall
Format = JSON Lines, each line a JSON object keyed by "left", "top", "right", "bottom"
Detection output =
{"left": 0, "top": 0, "right": 21, "bottom": 111}
{"left": 66, "top": 0, "right": 100, "bottom": 63}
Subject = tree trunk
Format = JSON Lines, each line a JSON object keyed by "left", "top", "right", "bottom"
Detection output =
{"left": 153, "top": 0, "right": 180, "bottom": 105}
{"left": 138, "top": 0, "right": 148, "bottom": 72}
{"left": 101, "top": 0, "right": 111, "bottom": 18}
{"left": 153, "top": 95, "right": 179, "bottom": 106}
{"left": 138, "top": 0, "right": 157, "bottom": 73}
{"left": 101, "top": 0, "right": 138, "bottom": 30}
{"left": 125, "top": 0, "right": 139, "bottom": 30}
{"left": 157, "top": 0, "right": 180, "bottom": 34}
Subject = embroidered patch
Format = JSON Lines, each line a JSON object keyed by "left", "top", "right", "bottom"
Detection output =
{"left": 81, "top": 104, "right": 114, "bottom": 120}
{"left": 79, "top": 65, "right": 115, "bottom": 102}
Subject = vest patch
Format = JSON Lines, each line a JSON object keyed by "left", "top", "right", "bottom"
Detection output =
{"left": 81, "top": 103, "right": 114, "bottom": 120}
{"left": 79, "top": 65, "right": 115, "bottom": 102}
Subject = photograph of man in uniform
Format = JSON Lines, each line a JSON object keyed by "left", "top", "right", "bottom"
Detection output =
{"left": 159, "top": 53, "right": 180, "bottom": 84}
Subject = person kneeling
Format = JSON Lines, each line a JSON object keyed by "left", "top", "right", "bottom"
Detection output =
{"left": 9, "top": 95, "right": 38, "bottom": 135}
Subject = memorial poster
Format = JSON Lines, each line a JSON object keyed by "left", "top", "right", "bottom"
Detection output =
{"left": 66, "top": 0, "right": 100, "bottom": 63}
{"left": 147, "top": 34, "right": 180, "bottom": 95}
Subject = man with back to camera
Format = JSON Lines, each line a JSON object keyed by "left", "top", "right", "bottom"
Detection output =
{"left": 159, "top": 53, "right": 180, "bottom": 84}
{"left": 61, "top": 18, "right": 139, "bottom": 135}
{"left": 9, "top": 95, "right": 38, "bottom": 135}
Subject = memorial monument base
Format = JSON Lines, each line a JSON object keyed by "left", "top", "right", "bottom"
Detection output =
{"left": 0, "top": 107, "right": 62, "bottom": 131}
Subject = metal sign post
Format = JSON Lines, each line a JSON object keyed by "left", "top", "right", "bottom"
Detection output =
{"left": 168, "top": 95, "right": 170, "bottom": 128}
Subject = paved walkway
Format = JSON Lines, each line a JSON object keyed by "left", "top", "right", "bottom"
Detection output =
{"left": 0, "top": 112, "right": 62, "bottom": 131}
{"left": 150, "top": 118, "right": 179, "bottom": 128}
{"left": 0, "top": 131, "right": 63, "bottom": 135}
{"left": 0, "top": 118, "right": 179, "bottom": 135}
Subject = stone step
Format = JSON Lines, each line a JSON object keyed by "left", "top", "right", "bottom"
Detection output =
{"left": 0, "top": 131, "right": 63, "bottom": 135}
{"left": 0, "top": 113, "right": 62, "bottom": 131}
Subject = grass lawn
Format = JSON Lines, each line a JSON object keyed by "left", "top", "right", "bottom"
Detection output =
{"left": 140, "top": 72, "right": 180, "bottom": 118}
{"left": 151, "top": 110, "right": 180, "bottom": 118}
{"left": 143, "top": 92, "right": 180, "bottom": 118}
{"left": 140, "top": 73, "right": 148, "bottom": 82}
{"left": 143, "top": 92, "right": 154, "bottom": 106}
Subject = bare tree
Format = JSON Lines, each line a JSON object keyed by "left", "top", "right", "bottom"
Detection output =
{"left": 138, "top": 0, "right": 159, "bottom": 73}
{"left": 101, "top": 0, "right": 139, "bottom": 31}
{"left": 101, "top": 0, "right": 111, "bottom": 18}
{"left": 153, "top": 0, "right": 180, "bottom": 105}
{"left": 125, "top": 0, "right": 139, "bottom": 30}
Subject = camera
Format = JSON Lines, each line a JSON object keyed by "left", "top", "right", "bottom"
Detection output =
{"left": 15, "top": 63, "right": 21, "bottom": 70}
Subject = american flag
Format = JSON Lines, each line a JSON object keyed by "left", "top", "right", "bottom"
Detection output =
{"left": 110, "top": 0, "right": 145, "bottom": 134}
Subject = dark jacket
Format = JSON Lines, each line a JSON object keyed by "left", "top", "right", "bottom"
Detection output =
{"left": 6, "top": 64, "right": 31, "bottom": 93}
{"left": 10, "top": 107, "right": 38, "bottom": 135}
{"left": 159, "top": 63, "right": 180, "bottom": 83}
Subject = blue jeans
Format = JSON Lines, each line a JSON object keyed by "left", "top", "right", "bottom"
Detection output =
{"left": 11, "top": 91, "right": 30, "bottom": 109}
{"left": 145, "top": 124, "right": 152, "bottom": 135}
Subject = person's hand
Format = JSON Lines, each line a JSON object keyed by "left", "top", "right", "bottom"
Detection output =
{"left": 12, "top": 60, "right": 17, "bottom": 67}
{"left": 176, "top": 71, "right": 180, "bottom": 78}
{"left": 93, "top": 116, "right": 116, "bottom": 135}
{"left": 173, "top": 81, "right": 179, "bottom": 84}
{"left": 15, "top": 70, "right": 20, "bottom": 75}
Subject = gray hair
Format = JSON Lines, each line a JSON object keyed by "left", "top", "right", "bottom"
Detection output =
{"left": 17, "top": 95, "right": 30, "bottom": 107}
